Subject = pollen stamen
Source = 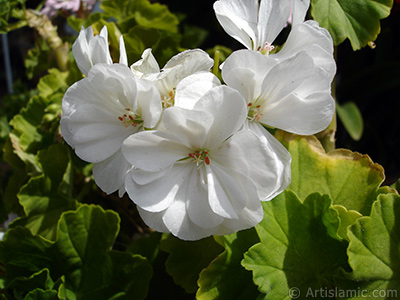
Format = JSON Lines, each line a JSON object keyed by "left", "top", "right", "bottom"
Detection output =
{"left": 162, "top": 89, "right": 176, "bottom": 108}
{"left": 188, "top": 149, "right": 211, "bottom": 167}
{"left": 247, "top": 102, "right": 264, "bottom": 122}
{"left": 260, "top": 42, "right": 275, "bottom": 56}
{"left": 118, "top": 108, "right": 143, "bottom": 128}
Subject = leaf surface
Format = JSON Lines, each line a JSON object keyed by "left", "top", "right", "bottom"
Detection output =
{"left": 242, "top": 191, "right": 349, "bottom": 299}
{"left": 310, "top": 0, "right": 393, "bottom": 50}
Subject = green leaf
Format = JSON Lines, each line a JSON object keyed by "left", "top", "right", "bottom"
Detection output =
{"left": 7, "top": 269, "right": 54, "bottom": 295}
{"left": 276, "top": 132, "right": 385, "bottom": 215}
{"left": 24, "top": 289, "right": 58, "bottom": 300}
{"left": 10, "top": 144, "right": 77, "bottom": 240}
{"left": 101, "top": 0, "right": 179, "bottom": 33}
{"left": 131, "top": 0, "right": 179, "bottom": 33}
{"left": 391, "top": 178, "right": 400, "bottom": 193}
{"left": 197, "top": 229, "right": 261, "bottom": 300}
{"left": 0, "top": 227, "right": 55, "bottom": 281}
{"left": 123, "top": 26, "right": 162, "bottom": 63}
{"left": 336, "top": 101, "right": 364, "bottom": 141}
{"left": 24, "top": 39, "right": 52, "bottom": 80}
{"left": 37, "top": 69, "right": 69, "bottom": 99}
{"left": 242, "top": 191, "right": 349, "bottom": 299}
{"left": 310, "top": 0, "right": 393, "bottom": 50}
{"left": 123, "top": 26, "right": 181, "bottom": 67}
{"left": 56, "top": 205, "right": 152, "bottom": 300}
{"left": 336, "top": 193, "right": 400, "bottom": 298}
{"left": 333, "top": 205, "right": 362, "bottom": 242}
{"left": 127, "top": 231, "right": 162, "bottom": 264}
{"left": 36, "top": 144, "right": 72, "bottom": 196}
{"left": 1, "top": 205, "right": 152, "bottom": 299}
{"left": 55, "top": 205, "right": 120, "bottom": 292}
{"left": 67, "top": 12, "right": 105, "bottom": 33}
{"left": 160, "top": 234, "right": 223, "bottom": 293}
{"left": 8, "top": 96, "right": 49, "bottom": 174}
{"left": 181, "top": 24, "right": 209, "bottom": 49}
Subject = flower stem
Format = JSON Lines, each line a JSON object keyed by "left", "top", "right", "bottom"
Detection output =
{"left": 212, "top": 50, "right": 220, "bottom": 77}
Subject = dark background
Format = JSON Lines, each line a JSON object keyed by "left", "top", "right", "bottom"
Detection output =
{"left": 1, "top": 0, "right": 400, "bottom": 184}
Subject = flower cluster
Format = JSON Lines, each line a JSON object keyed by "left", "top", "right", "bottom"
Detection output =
{"left": 61, "top": 0, "right": 335, "bottom": 240}
{"left": 42, "top": 0, "right": 97, "bottom": 18}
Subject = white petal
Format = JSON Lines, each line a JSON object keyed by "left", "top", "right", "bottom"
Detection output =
{"left": 86, "top": 64, "right": 138, "bottom": 111}
{"left": 222, "top": 49, "right": 278, "bottom": 101}
{"left": 72, "top": 27, "right": 92, "bottom": 76}
{"left": 155, "top": 49, "right": 214, "bottom": 98}
{"left": 257, "top": 0, "right": 290, "bottom": 47}
{"left": 185, "top": 168, "right": 224, "bottom": 229}
{"left": 64, "top": 104, "right": 135, "bottom": 163}
{"left": 290, "top": 0, "right": 311, "bottom": 26}
{"left": 244, "top": 122, "right": 292, "bottom": 199}
{"left": 130, "top": 48, "right": 160, "bottom": 78}
{"left": 213, "top": 0, "right": 258, "bottom": 50}
{"left": 221, "top": 195, "right": 263, "bottom": 232}
{"left": 119, "top": 35, "right": 128, "bottom": 66}
{"left": 99, "top": 25, "right": 108, "bottom": 40}
{"left": 206, "top": 163, "right": 251, "bottom": 219}
{"left": 135, "top": 78, "right": 162, "bottom": 128}
{"left": 130, "top": 167, "right": 170, "bottom": 185}
{"left": 162, "top": 107, "right": 214, "bottom": 149}
{"left": 193, "top": 85, "right": 247, "bottom": 147}
{"left": 126, "top": 164, "right": 193, "bottom": 212}
{"left": 213, "top": 128, "right": 290, "bottom": 201}
{"left": 260, "top": 51, "right": 314, "bottom": 104}
{"left": 163, "top": 49, "right": 214, "bottom": 74}
{"left": 122, "top": 130, "right": 188, "bottom": 172}
{"left": 174, "top": 72, "right": 221, "bottom": 110}
{"left": 261, "top": 92, "right": 335, "bottom": 135}
{"left": 162, "top": 193, "right": 217, "bottom": 241}
{"left": 92, "top": 150, "right": 132, "bottom": 194}
{"left": 274, "top": 20, "right": 336, "bottom": 83}
{"left": 137, "top": 207, "right": 169, "bottom": 233}
{"left": 88, "top": 32, "right": 112, "bottom": 66}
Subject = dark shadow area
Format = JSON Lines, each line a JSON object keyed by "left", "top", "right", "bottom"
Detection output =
{"left": 335, "top": 7, "right": 400, "bottom": 186}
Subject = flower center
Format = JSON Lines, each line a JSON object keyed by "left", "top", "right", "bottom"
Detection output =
{"left": 118, "top": 108, "right": 143, "bottom": 128}
{"left": 161, "top": 89, "right": 176, "bottom": 108}
{"left": 188, "top": 149, "right": 210, "bottom": 167}
{"left": 258, "top": 42, "right": 275, "bottom": 56}
{"left": 247, "top": 102, "right": 263, "bottom": 122}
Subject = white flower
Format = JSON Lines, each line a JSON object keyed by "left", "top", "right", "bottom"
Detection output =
{"left": 130, "top": 48, "right": 214, "bottom": 107}
{"left": 222, "top": 49, "right": 335, "bottom": 135}
{"left": 60, "top": 63, "right": 162, "bottom": 196}
{"left": 122, "top": 83, "right": 289, "bottom": 240}
{"left": 72, "top": 25, "right": 128, "bottom": 76}
{"left": 174, "top": 72, "right": 291, "bottom": 201}
{"left": 213, "top": 0, "right": 290, "bottom": 52}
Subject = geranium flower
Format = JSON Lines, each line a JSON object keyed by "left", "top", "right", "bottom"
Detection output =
{"left": 213, "top": 0, "right": 290, "bottom": 52}
{"left": 130, "top": 48, "right": 214, "bottom": 107}
{"left": 122, "top": 81, "right": 290, "bottom": 240}
{"left": 222, "top": 49, "right": 335, "bottom": 137}
{"left": 60, "top": 63, "right": 162, "bottom": 196}
{"left": 72, "top": 25, "right": 127, "bottom": 76}
{"left": 174, "top": 71, "right": 292, "bottom": 201}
